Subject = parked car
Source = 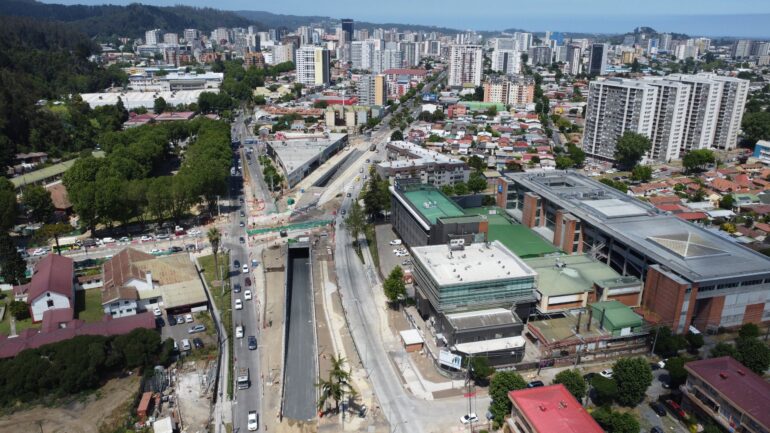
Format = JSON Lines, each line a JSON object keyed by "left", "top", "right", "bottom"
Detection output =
{"left": 176, "top": 316, "right": 186, "bottom": 325}
{"left": 235, "top": 299, "right": 243, "bottom": 310}
{"left": 248, "top": 336, "right": 258, "bottom": 350}
{"left": 233, "top": 283, "right": 242, "bottom": 293}
{"left": 665, "top": 400, "right": 686, "bottom": 418}
{"left": 187, "top": 229, "right": 201, "bottom": 236}
{"left": 156, "top": 233, "right": 170, "bottom": 240}
{"left": 236, "top": 325, "right": 244, "bottom": 338}
{"left": 168, "top": 246, "right": 183, "bottom": 253}
{"left": 599, "top": 369, "right": 613, "bottom": 379}
{"left": 460, "top": 413, "right": 479, "bottom": 424}
{"left": 233, "top": 260, "right": 240, "bottom": 270}
{"left": 239, "top": 237, "right": 246, "bottom": 244}
{"left": 247, "top": 411, "right": 258, "bottom": 431}
{"left": 140, "top": 235, "right": 153, "bottom": 242}
{"left": 650, "top": 401, "right": 667, "bottom": 417}
{"left": 167, "top": 315, "right": 176, "bottom": 326}
{"left": 242, "top": 264, "right": 249, "bottom": 273}
{"left": 181, "top": 338, "right": 191, "bottom": 351}
{"left": 389, "top": 239, "right": 402, "bottom": 245}
{"left": 244, "top": 290, "right": 252, "bottom": 300}
{"left": 193, "top": 338, "right": 204, "bottom": 349}
{"left": 527, "top": 380, "right": 545, "bottom": 388}
{"left": 240, "top": 220, "right": 245, "bottom": 227}
{"left": 101, "top": 237, "right": 116, "bottom": 244}
{"left": 251, "top": 259, "right": 259, "bottom": 267}
{"left": 184, "top": 313, "right": 193, "bottom": 323}
{"left": 245, "top": 277, "right": 252, "bottom": 286}
{"left": 188, "top": 324, "right": 206, "bottom": 334}
{"left": 240, "top": 211, "right": 245, "bottom": 217}
{"left": 155, "top": 317, "right": 165, "bottom": 328}
{"left": 118, "top": 236, "right": 130, "bottom": 243}
{"left": 153, "top": 306, "right": 162, "bottom": 317}
{"left": 651, "top": 427, "right": 664, "bottom": 433}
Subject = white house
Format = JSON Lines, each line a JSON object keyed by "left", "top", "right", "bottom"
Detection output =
{"left": 13, "top": 254, "right": 75, "bottom": 322}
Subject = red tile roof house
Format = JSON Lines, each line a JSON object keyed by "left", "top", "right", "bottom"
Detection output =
{"left": 12, "top": 254, "right": 75, "bottom": 323}
{"left": 682, "top": 357, "right": 770, "bottom": 433}
{"left": 505, "top": 384, "right": 604, "bottom": 433}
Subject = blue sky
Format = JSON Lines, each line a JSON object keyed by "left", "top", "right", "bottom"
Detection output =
{"left": 42, "top": 0, "right": 770, "bottom": 37}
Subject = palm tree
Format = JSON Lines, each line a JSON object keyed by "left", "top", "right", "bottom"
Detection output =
{"left": 317, "top": 356, "right": 357, "bottom": 414}
{"left": 207, "top": 227, "right": 222, "bottom": 294}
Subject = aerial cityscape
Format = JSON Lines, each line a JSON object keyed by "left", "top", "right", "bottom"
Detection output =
{"left": 1, "top": 1, "right": 770, "bottom": 433}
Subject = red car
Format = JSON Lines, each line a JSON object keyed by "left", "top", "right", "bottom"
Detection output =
{"left": 665, "top": 400, "right": 686, "bottom": 418}
{"left": 244, "top": 277, "right": 252, "bottom": 286}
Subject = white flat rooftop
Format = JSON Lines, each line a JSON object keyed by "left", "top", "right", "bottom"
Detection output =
{"left": 453, "top": 336, "right": 526, "bottom": 355}
{"left": 79, "top": 89, "right": 217, "bottom": 110}
{"left": 268, "top": 133, "right": 346, "bottom": 174}
{"left": 411, "top": 240, "right": 537, "bottom": 287}
{"left": 582, "top": 198, "right": 648, "bottom": 218}
{"left": 399, "top": 329, "right": 424, "bottom": 346}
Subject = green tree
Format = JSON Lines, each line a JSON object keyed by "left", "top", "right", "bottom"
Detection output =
{"left": 453, "top": 182, "right": 469, "bottom": 195}
{"left": 489, "top": 371, "right": 526, "bottom": 426}
{"left": 468, "top": 155, "right": 486, "bottom": 171}
{"left": 631, "top": 165, "right": 653, "bottom": 182}
{"left": 552, "top": 369, "right": 587, "bottom": 401}
{"left": 682, "top": 149, "right": 716, "bottom": 173}
{"left": 469, "top": 356, "right": 495, "bottom": 385}
{"left": 390, "top": 130, "right": 404, "bottom": 141}
{"left": 613, "top": 132, "right": 651, "bottom": 170}
{"left": 0, "top": 178, "right": 16, "bottom": 231}
{"left": 686, "top": 332, "right": 704, "bottom": 353}
{"left": 666, "top": 357, "right": 689, "bottom": 387}
{"left": 738, "top": 323, "right": 760, "bottom": 339}
{"left": 555, "top": 155, "right": 575, "bottom": 169}
{"left": 591, "top": 406, "right": 640, "bottom": 433}
{"left": 153, "top": 97, "right": 168, "bottom": 114}
{"left": 317, "top": 356, "right": 356, "bottom": 413}
{"left": 719, "top": 194, "right": 735, "bottom": 210}
{"left": 207, "top": 227, "right": 222, "bottom": 289}
{"left": 652, "top": 326, "right": 686, "bottom": 357}
{"left": 344, "top": 200, "right": 366, "bottom": 241}
{"left": 591, "top": 375, "right": 618, "bottom": 406}
{"left": 8, "top": 300, "right": 30, "bottom": 320}
{"left": 742, "top": 112, "right": 770, "bottom": 144}
{"left": 440, "top": 184, "right": 454, "bottom": 196}
{"left": 711, "top": 342, "right": 737, "bottom": 358}
{"left": 383, "top": 266, "right": 406, "bottom": 303}
{"left": 467, "top": 171, "right": 488, "bottom": 194}
{"left": 736, "top": 337, "right": 770, "bottom": 374}
{"left": 21, "top": 185, "right": 55, "bottom": 224}
{"left": 0, "top": 234, "right": 27, "bottom": 285}
{"left": 599, "top": 178, "right": 628, "bottom": 193}
{"left": 612, "top": 357, "right": 652, "bottom": 406}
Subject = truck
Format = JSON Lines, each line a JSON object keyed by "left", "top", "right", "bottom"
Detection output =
{"left": 237, "top": 367, "right": 250, "bottom": 390}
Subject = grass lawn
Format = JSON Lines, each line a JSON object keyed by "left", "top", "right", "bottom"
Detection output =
{"left": 0, "top": 298, "right": 39, "bottom": 335}
{"left": 75, "top": 289, "right": 106, "bottom": 323}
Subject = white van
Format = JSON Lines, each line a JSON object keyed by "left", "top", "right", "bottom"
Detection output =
{"left": 181, "top": 338, "right": 191, "bottom": 351}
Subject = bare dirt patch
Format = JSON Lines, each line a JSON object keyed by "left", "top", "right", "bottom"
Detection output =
{"left": 0, "top": 375, "right": 140, "bottom": 433}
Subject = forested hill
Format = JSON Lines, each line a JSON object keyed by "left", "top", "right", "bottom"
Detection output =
{"left": 0, "top": 0, "right": 259, "bottom": 38}
{"left": 0, "top": 15, "right": 128, "bottom": 168}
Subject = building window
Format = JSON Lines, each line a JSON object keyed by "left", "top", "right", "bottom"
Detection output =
{"left": 47, "top": 299, "right": 54, "bottom": 308}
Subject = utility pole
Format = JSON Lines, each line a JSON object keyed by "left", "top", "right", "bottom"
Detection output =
{"left": 650, "top": 326, "right": 661, "bottom": 356}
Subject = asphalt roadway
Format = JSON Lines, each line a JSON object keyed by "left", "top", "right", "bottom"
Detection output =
{"left": 282, "top": 247, "right": 317, "bottom": 421}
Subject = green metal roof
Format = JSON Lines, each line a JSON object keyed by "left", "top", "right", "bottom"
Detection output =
{"left": 11, "top": 151, "right": 106, "bottom": 189}
{"left": 463, "top": 207, "right": 560, "bottom": 258}
{"left": 591, "top": 301, "right": 643, "bottom": 331}
{"left": 403, "top": 187, "right": 464, "bottom": 224}
{"left": 524, "top": 255, "right": 625, "bottom": 297}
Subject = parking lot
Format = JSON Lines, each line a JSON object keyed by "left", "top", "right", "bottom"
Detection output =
{"left": 159, "top": 310, "right": 217, "bottom": 354}
{"left": 374, "top": 224, "right": 415, "bottom": 297}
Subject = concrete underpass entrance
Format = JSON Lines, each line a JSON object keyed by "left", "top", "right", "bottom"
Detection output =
{"left": 281, "top": 243, "right": 317, "bottom": 421}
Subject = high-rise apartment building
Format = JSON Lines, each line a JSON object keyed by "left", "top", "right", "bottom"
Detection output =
{"left": 212, "top": 28, "right": 231, "bottom": 45}
{"left": 483, "top": 75, "right": 535, "bottom": 106}
{"left": 493, "top": 38, "right": 516, "bottom": 51}
{"left": 566, "top": 44, "right": 582, "bottom": 75}
{"left": 271, "top": 44, "right": 295, "bottom": 65}
{"left": 732, "top": 39, "right": 753, "bottom": 59}
{"left": 582, "top": 79, "right": 658, "bottom": 161}
{"left": 357, "top": 74, "right": 387, "bottom": 106}
{"left": 163, "top": 33, "right": 179, "bottom": 45}
{"left": 145, "top": 29, "right": 163, "bottom": 46}
{"left": 373, "top": 49, "right": 403, "bottom": 74}
{"left": 183, "top": 29, "right": 199, "bottom": 43}
{"left": 341, "top": 19, "right": 354, "bottom": 43}
{"left": 448, "top": 44, "right": 483, "bottom": 87}
{"left": 296, "top": 46, "right": 330, "bottom": 86}
{"left": 528, "top": 46, "right": 553, "bottom": 66}
{"left": 400, "top": 42, "right": 420, "bottom": 67}
{"left": 659, "top": 33, "right": 672, "bottom": 51}
{"left": 491, "top": 49, "right": 523, "bottom": 75}
{"left": 587, "top": 43, "right": 608, "bottom": 76}
{"left": 583, "top": 74, "right": 750, "bottom": 162}
{"left": 351, "top": 40, "right": 378, "bottom": 70}
{"left": 514, "top": 32, "right": 532, "bottom": 51}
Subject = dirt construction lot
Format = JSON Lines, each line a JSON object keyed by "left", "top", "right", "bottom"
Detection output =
{"left": 0, "top": 375, "right": 140, "bottom": 433}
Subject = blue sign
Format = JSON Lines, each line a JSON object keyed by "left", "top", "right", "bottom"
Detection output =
{"left": 497, "top": 185, "right": 503, "bottom": 193}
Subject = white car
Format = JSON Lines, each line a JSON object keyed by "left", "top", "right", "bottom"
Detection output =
{"left": 236, "top": 325, "right": 244, "bottom": 338}
{"left": 32, "top": 248, "right": 48, "bottom": 256}
{"left": 235, "top": 299, "right": 243, "bottom": 310}
{"left": 599, "top": 369, "right": 613, "bottom": 379}
{"left": 389, "top": 239, "right": 402, "bottom": 246}
{"left": 460, "top": 413, "right": 479, "bottom": 424}
{"left": 140, "top": 235, "right": 153, "bottom": 242}
{"left": 242, "top": 264, "right": 249, "bottom": 274}
{"left": 247, "top": 411, "right": 258, "bottom": 431}
{"left": 244, "top": 290, "right": 252, "bottom": 300}
{"left": 184, "top": 313, "right": 193, "bottom": 323}
{"left": 101, "top": 237, "right": 116, "bottom": 244}
{"left": 187, "top": 229, "right": 201, "bottom": 236}
{"left": 153, "top": 307, "right": 162, "bottom": 317}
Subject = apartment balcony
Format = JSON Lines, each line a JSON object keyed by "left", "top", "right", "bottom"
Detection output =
{"left": 683, "top": 384, "right": 764, "bottom": 433}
